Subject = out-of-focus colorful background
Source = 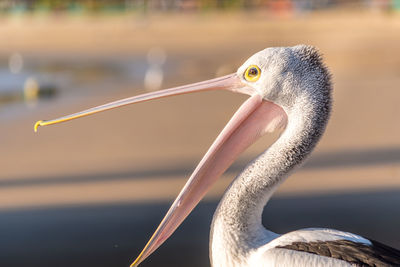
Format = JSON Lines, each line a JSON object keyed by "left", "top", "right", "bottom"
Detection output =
{"left": 1, "top": 1, "right": 399, "bottom": 266}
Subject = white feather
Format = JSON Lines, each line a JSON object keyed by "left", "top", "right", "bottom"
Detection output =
{"left": 263, "top": 228, "right": 371, "bottom": 250}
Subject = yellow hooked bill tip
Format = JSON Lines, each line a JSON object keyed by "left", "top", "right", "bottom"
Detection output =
{"left": 34, "top": 120, "right": 44, "bottom": 133}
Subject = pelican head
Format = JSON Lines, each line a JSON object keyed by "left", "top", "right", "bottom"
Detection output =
{"left": 35, "top": 45, "right": 330, "bottom": 266}
{"left": 238, "top": 45, "right": 331, "bottom": 112}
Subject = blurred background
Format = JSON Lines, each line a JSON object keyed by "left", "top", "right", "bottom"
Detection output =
{"left": 0, "top": 0, "right": 399, "bottom": 266}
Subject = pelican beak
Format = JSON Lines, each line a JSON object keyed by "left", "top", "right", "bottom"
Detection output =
{"left": 34, "top": 73, "right": 287, "bottom": 266}
{"left": 34, "top": 74, "right": 250, "bottom": 132}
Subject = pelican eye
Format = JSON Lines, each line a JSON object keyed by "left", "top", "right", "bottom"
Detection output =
{"left": 244, "top": 65, "right": 261, "bottom": 82}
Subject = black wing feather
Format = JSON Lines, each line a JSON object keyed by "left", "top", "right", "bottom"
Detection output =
{"left": 277, "top": 239, "right": 400, "bottom": 266}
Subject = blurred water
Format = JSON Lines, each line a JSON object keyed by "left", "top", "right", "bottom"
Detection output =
{"left": 0, "top": 54, "right": 176, "bottom": 116}
{"left": 0, "top": 69, "right": 30, "bottom": 93}
{"left": 1, "top": 190, "right": 399, "bottom": 267}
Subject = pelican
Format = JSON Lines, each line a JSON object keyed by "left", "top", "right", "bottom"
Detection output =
{"left": 35, "top": 45, "right": 400, "bottom": 266}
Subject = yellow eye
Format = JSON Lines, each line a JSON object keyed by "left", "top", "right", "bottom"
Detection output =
{"left": 244, "top": 65, "right": 261, "bottom": 82}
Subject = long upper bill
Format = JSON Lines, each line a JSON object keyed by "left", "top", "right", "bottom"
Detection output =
{"left": 34, "top": 73, "right": 248, "bottom": 132}
{"left": 34, "top": 73, "right": 287, "bottom": 267}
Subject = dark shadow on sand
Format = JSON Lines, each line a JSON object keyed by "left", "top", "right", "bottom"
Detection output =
{"left": 1, "top": 189, "right": 399, "bottom": 267}
{"left": 305, "top": 146, "right": 400, "bottom": 169}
